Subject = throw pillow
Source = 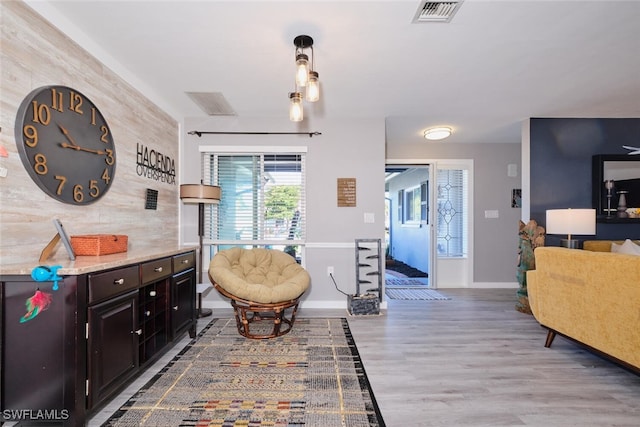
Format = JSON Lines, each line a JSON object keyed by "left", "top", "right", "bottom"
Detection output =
{"left": 611, "top": 239, "right": 640, "bottom": 256}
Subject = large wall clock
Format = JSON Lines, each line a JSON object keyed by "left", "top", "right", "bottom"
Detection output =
{"left": 15, "top": 85, "right": 116, "bottom": 205}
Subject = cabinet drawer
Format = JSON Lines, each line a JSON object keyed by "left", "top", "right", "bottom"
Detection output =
{"left": 141, "top": 257, "right": 172, "bottom": 284}
{"left": 89, "top": 266, "right": 140, "bottom": 304}
{"left": 173, "top": 252, "right": 195, "bottom": 274}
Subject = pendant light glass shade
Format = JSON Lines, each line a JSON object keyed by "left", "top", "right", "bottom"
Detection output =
{"left": 295, "top": 54, "right": 309, "bottom": 87}
{"left": 289, "top": 92, "right": 303, "bottom": 122}
{"left": 306, "top": 71, "right": 320, "bottom": 102}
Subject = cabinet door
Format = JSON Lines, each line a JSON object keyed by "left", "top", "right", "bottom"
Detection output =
{"left": 2, "top": 279, "right": 70, "bottom": 413}
{"left": 87, "top": 290, "right": 138, "bottom": 409}
{"left": 171, "top": 269, "right": 195, "bottom": 339}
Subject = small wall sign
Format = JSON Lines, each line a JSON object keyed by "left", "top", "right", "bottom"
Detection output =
{"left": 337, "top": 178, "right": 356, "bottom": 207}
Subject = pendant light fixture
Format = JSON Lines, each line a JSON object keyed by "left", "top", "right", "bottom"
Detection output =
{"left": 289, "top": 35, "right": 319, "bottom": 121}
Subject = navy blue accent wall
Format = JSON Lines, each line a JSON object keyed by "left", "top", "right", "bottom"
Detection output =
{"left": 530, "top": 118, "right": 640, "bottom": 245}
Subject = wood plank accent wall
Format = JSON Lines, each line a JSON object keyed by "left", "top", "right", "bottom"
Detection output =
{"left": 0, "top": 2, "right": 180, "bottom": 265}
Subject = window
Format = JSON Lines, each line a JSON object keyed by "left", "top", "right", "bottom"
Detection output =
{"left": 436, "top": 169, "right": 467, "bottom": 257}
{"left": 399, "top": 182, "right": 428, "bottom": 224}
{"left": 201, "top": 149, "right": 306, "bottom": 257}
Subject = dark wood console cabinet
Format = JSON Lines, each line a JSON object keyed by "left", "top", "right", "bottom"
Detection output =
{"left": 0, "top": 249, "right": 197, "bottom": 426}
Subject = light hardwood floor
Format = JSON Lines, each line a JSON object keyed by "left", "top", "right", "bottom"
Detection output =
{"left": 90, "top": 289, "right": 640, "bottom": 427}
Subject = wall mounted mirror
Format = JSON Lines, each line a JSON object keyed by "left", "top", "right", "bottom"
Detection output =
{"left": 592, "top": 154, "right": 640, "bottom": 220}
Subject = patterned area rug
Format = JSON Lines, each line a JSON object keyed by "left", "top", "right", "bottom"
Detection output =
{"left": 385, "top": 288, "right": 451, "bottom": 300}
{"left": 103, "top": 318, "right": 385, "bottom": 427}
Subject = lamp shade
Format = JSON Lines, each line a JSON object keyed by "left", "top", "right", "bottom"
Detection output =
{"left": 179, "top": 184, "right": 221, "bottom": 204}
{"left": 306, "top": 71, "right": 320, "bottom": 102}
{"left": 295, "top": 53, "right": 309, "bottom": 87}
{"left": 546, "top": 209, "right": 596, "bottom": 235}
{"left": 289, "top": 92, "right": 303, "bottom": 122}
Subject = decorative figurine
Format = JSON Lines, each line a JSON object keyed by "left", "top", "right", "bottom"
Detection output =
{"left": 516, "top": 220, "right": 545, "bottom": 314}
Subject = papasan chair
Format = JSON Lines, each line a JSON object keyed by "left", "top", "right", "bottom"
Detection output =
{"left": 208, "top": 247, "right": 311, "bottom": 339}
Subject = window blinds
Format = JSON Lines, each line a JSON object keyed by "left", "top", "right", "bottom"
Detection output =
{"left": 201, "top": 151, "right": 306, "bottom": 250}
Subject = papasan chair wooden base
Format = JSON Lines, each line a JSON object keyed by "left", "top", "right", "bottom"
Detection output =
{"left": 213, "top": 283, "right": 301, "bottom": 339}
{"left": 208, "top": 247, "right": 310, "bottom": 340}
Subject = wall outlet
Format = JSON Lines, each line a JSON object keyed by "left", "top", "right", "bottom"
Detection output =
{"left": 327, "top": 266, "right": 334, "bottom": 276}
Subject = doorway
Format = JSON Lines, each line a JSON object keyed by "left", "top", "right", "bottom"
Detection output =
{"left": 385, "top": 160, "right": 473, "bottom": 291}
{"left": 385, "top": 165, "right": 432, "bottom": 287}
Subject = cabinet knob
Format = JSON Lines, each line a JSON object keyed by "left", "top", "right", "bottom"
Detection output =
{"left": 149, "top": 290, "right": 157, "bottom": 297}
{"left": 113, "top": 278, "right": 125, "bottom": 285}
{"left": 145, "top": 310, "right": 151, "bottom": 317}
{"left": 173, "top": 305, "right": 179, "bottom": 311}
{"left": 181, "top": 259, "right": 190, "bottom": 264}
{"left": 133, "top": 329, "right": 142, "bottom": 335}
{"left": 154, "top": 266, "right": 163, "bottom": 272}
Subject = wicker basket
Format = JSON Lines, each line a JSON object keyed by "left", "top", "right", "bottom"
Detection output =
{"left": 70, "top": 234, "right": 128, "bottom": 256}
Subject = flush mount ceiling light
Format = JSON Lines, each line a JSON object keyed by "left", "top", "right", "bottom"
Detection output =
{"left": 289, "top": 35, "right": 320, "bottom": 121}
{"left": 424, "top": 127, "right": 452, "bottom": 140}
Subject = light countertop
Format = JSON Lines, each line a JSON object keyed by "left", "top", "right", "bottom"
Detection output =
{"left": 0, "top": 245, "right": 198, "bottom": 276}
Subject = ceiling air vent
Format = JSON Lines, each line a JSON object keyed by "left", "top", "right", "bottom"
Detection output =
{"left": 186, "top": 92, "right": 236, "bottom": 116}
{"left": 413, "top": 1, "right": 464, "bottom": 23}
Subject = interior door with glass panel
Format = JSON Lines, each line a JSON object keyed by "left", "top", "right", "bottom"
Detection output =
{"left": 434, "top": 160, "right": 473, "bottom": 288}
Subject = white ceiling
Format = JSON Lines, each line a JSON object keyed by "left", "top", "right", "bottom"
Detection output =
{"left": 28, "top": 0, "right": 640, "bottom": 144}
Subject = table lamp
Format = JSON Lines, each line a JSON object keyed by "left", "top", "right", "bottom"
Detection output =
{"left": 545, "top": 208, "right": 596, "bottom": 249}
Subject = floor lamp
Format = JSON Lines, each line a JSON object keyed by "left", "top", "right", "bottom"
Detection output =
{"left": 180, "top": 183, "right": 221, "bottom": 318}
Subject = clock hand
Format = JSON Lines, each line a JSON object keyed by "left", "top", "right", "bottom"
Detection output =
{"left": 59, "top": 142, "right": 106, "bottom": 155}
{"left": 57, "top": 123, "right": 79, "bottom": 147}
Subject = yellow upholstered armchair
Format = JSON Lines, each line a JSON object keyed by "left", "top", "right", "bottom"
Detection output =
{"left": 208, "top": 247, "right": 310, "bottom": 339}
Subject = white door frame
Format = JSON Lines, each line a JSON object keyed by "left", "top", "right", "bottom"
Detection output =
{"left": 386, "top": 158, "right": 473, "bottom": 289}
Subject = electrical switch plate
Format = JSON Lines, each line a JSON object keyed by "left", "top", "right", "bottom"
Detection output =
{"left": 327, "top": 266, "right": 334, "bottom": 276}
{"left": 484, "top": 210, "right": 499, "bottom": 219}
{"left": 0, "top": 167, "right": 7, "bottom": 178}
{"left": 507, "top": 164, "right": 518, "bottom": 177}
{"left": 364, "top": 213, "right": 375, "bottom": 223}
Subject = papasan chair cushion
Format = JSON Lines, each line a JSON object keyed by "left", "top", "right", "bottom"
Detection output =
{"left": 209, "top": 247, "right": 310, "bottom": 339}
{"left": 209, "top": 247, "right": 309, "bottom": 303}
